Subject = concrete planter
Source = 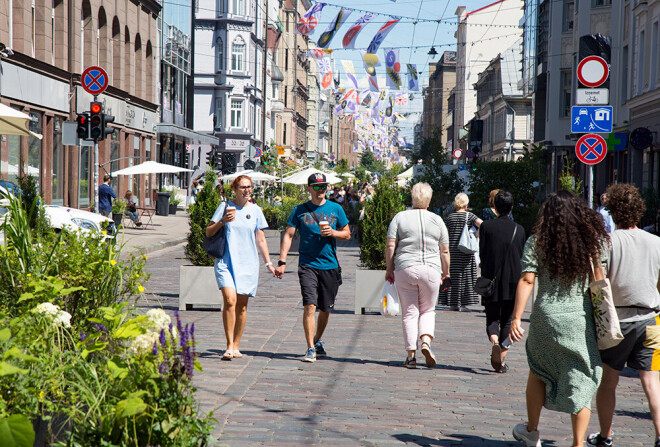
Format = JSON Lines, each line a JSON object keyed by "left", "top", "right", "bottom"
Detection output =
{"left": 354, "top": 268, "right": 387, "bottom": 314}
{"left": 179, "top": 265, "right": 222, "bottom": 311}
{"left": 280, "top": 229, "right": 300, "bottom": 253}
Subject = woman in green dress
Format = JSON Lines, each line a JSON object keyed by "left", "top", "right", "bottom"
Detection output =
{"left": 510, "top": 190, "right": 609, "bottom": 447}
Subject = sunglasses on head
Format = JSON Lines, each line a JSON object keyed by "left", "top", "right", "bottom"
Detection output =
{"left": 312, "top": 184, "right": 328, "bottom": 191}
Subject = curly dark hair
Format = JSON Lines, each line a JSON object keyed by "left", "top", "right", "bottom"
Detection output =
{"left": 532, "top": 190, "right": 609, "bottom": 282}
{"left": 605, "top": 183, "right": 646, "bottom": 229}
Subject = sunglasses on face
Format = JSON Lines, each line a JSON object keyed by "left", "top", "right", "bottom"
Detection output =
{"left": 312, "top": 185, "right": 328, "bottom": 191}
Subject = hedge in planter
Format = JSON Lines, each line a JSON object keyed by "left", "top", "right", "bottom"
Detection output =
{"left": 185, "top": 169, "right": 221, "bottom": 266}
{"left": 359, "top": 176, "right": 405, "bottom": 270}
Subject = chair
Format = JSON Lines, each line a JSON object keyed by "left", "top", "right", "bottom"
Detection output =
{"left": 137, "top": 207, "right": 155, "bottom": 229}
{"left": 122, "top": 213, "right": 137, "bottom": 229}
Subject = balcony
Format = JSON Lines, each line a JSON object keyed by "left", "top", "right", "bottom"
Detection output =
{"left": 271, "top": 100, "right": 284, "bottom": 112}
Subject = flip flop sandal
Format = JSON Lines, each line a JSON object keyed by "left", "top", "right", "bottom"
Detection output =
{"left": 222, "top": 350, "right": 233, "bottom": 360}
{"left": 421, "top": 342, "right": 437, "bottom": 368}
{"left": 232, "top": 350, "right": 243, "bottom": 358}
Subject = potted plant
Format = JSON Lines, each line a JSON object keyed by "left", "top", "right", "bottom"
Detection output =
{"left": 180, "top": 168, "right": 222, "bottom": 310}
{"left": 169, "top": 193, "right": 181, "bottom": 215}
{"left": 354, "top": 175, "right": 405, "bottom": 314}
{"left": 111, "top": 199, "right": 126, "bottom": 228}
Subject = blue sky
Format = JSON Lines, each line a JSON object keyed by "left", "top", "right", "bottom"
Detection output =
{"left": 306, "top": 0, "right": 498, "bottom": 140}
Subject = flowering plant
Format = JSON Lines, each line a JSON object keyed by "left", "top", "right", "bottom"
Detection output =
{"left": 32, "top": 302, "right": 72, "bottom": 328}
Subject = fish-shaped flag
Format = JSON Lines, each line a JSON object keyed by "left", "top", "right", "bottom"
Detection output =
{"left": 342, "top": 13, "right": 375, "bottom": 49}
{"left": 407, "top": 64, "right": 419, "bottom": 91}
{"left": 296, "top": 3, "right": 326, "bottom": 35}
{"left": 361, "top": 51, "right": 380, "bottom": 92}
{"left": 317, "top": 9, "right": 352, "bottom": 48}
{"left": 367, "top": 17, "right": 400, "bottom": 54}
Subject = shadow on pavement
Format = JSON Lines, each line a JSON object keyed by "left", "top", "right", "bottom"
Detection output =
{"left": 614, "top": 408, "right": 651, "bottom": 420}
{"left": 392, "top": 433, "right": 526, "bottom": 446}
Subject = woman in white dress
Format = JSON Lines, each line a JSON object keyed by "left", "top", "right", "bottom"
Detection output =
{"left": 206, "top": 175, "right": 276, "bottom": 360}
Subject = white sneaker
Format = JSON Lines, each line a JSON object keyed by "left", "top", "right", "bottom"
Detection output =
{"left": 512, "top": 423, "right": 541, "bottom": 447}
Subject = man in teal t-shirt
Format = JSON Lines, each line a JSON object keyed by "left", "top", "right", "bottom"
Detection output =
{"left": 275, "top": 173, "right": 350, "bottom": 363}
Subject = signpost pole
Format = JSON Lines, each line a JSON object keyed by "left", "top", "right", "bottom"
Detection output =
{"left": 588, "top": 165, "right": 594, "bottom": 209}
{"left": 94, "top": 139, "right": 99, "bottom": 213}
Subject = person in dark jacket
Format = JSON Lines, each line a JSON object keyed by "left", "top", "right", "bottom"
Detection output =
{"left": 478, "top": 190, "right": 525, "bottom": 372}
{"left": 98, "top": 174, "right": 116, "bottom": 217}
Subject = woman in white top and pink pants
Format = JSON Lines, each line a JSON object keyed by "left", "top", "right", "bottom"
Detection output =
{"left": 385, "top": 182, "right": 451, "bottom": 368}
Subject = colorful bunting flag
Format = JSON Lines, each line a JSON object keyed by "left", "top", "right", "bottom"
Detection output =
{"left": 407, "top": 64, "right": 419, "bottom": 91}
{"left": 366, "top": 17, "right": 400, "bottom": 54}
{"left": 315, "top": 57, "right": 333, "bottom": 90}
{"left": 384, "top": 49, "right": 402, "bottom": 90}
{"left": 341, "top": 60, "right": 359, "bottom": 90}
{"left": 317, "top": 9, "right": 352, "bottom": 48}
{"left": 296, "top": 3, "right": 326, "bottom": 35}
{"left": 308, "top": 49, "right": 325, "bottom": 59}
{"left": 394, "top": 94, "right": 408, "bottom": 106}
{"left": 361, "top": 51, "right": 380, "bottom": 92}
{"left": 342, "top": 13, "right": 375, "bottom": 49}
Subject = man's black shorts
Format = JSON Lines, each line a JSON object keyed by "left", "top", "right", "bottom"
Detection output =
{"left": 600, "top": 314, "right": 660, "bottom": 371}
{"left": 298, "top": 265, "right": 341, "bottom": 312}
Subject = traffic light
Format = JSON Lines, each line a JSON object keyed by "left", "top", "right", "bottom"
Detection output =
{"left": 328, "top": 162, "right": 335, "bottom": 168}
{"left": 102, "top": 113, "right": 115, "bottom": 140}
{"left": 206, "top": 150, "right": 214, "bottom": 167}
{"left": 76, "top": 113, "right": 89, "bottom": 140}
{"left": 184, "top": 151, "right": 191, "bottom": 168}
{"left": 213, "top": 151, "right": 223, "bottom": 169}
{"left": 89, "top": 102, "right": 103, "bottom": 140}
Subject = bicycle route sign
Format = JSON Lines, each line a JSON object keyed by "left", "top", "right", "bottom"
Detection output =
{"left": 575, "top": 134, "right": 607, "bottom": 165}
{"left": 81, "top": 66, "right": 108, "bottom": 96}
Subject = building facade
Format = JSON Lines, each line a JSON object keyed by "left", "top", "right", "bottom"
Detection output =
{"left": 422, "top": 51, "right": 456, "bottom": 149}
{"left": 1, "top": 0, "right": 161, "bottom": 208}
{"left": 193, "top": 0, "right": 265, "bottom": 173}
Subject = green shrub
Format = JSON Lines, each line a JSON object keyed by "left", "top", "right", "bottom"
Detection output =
{"left": 359, "top": 176, "right": 405, "bottom": 270}
{"left": 15, "top": 174, "right": 49, "bottom": 235}
{"left": 185, "top": 169, "right": 221, "bottom": 266}
{"left": 111, "top": 199, "right": 126, "bottom": 214}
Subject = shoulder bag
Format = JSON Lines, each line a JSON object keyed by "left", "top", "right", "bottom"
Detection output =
{"left": 304, "top": 202, "right": 342, "bottom": 285}
{"left": 202, "top": 202, "right": 227, "bottom": 259}
{"left": 474, "top": 225, "right": 517, "bottom": 297}
{"left": 589, "top": 260, "right": 624, "bottom": 350}
{"left": 457, "top": 212, "right": 479, "bottom": 254}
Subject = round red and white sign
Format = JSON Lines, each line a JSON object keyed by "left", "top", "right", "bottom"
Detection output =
{"left": 575, "top": 134, "right": 607, "bottom": 165}
{"left": 453, "top": 148, "right": 463, "bottom": 159}
{"left": 577, "top": 56, "right": 609, "bottom": 88}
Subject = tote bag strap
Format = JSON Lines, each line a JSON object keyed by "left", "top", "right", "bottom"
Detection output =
{"left": 492, "top": 225, "right": 517, "bottom": 282}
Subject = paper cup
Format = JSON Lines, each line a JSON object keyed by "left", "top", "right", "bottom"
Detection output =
{"left": 226, "top": 206, "right": 236, "bottom": 220}
{"left": 319, "top": 220, "right": 330, "bottom": 233}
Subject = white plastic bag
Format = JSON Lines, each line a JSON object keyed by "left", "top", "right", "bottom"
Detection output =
{"left": 381, "top": 281, "right": 401, "bottom": 316}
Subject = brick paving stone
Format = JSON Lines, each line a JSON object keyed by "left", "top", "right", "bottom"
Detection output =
{"left": 142, "top": 232, "right": 655, "bottom": 446}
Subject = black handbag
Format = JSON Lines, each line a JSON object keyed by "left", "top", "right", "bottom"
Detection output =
{"left": 474, "top": 225, "right": 517, "bottom": 297}
{"left": 202, "top": 203, "right": 227, "bottom": 259}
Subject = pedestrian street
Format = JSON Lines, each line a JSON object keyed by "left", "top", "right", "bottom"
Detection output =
{"left": 142, "top": 231, "right": 653, "bottom": 446}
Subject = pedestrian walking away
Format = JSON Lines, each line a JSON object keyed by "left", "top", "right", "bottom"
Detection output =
{"left": 596, "top": 193, "right": 616, "bottom": 233}
{"left": 385, "top": 182, "right": 450, "bottom": 369}
{"left": 98, "top": 174, "right": 116, "bottom": 217}
{"left": 510, "top": 190, "right": 609, "bottom": 447}
{"left": 206, "top": 175, "right": 275, "bottom": 360}
{"left": 276, "top": 173, "right": 351, "bottom": 363}
{"left": 587, "top": 183, "right": 660, "bottom": 447}
{"left": 477, "top": 190, "right": 525, "bottom": 373}
{"left": 438, "top": 193, "right": 482, "bottom": 311}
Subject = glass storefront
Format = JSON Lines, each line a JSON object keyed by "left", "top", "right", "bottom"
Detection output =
{"left": 28, "top": 112, "right": 42, "bottom": 185}
{"left": 110, "top": 131, "right": 120, "bottom": 190}
{"left": 133, "top": 135, "right": 140, "bottom": 200}
{"left": 52, "top": 118, "right": 64, "bottom": 205}
{"left": 7, "top": 135, "right": 20, "bottom": 185}
{"left": 79, "top": 146, "right": 90, "bottom": 207}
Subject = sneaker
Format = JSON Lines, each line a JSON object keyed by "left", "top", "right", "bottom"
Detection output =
{"left": 302, "top": 347, "right": 316, "bottom": 363}
{"left": 314, "top": 340, "right": 326, "bottom": 357}
{"left": 586, "top": 433, "right": 612, "bottom": 447}
{"left": 512, "top": 423, "right": 541, "bottom": 447}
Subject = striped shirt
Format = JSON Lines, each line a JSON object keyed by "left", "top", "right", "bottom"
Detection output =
{"left": 387, "top": 209, "right": 449, "bottom": 274}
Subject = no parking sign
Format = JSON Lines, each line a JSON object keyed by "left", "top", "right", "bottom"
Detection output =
{"left": 575, "top": 134, "right": 607, "bottom": 165}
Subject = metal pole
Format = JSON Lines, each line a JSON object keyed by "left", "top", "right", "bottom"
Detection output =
{"left": 280, "top": 163, "right": 284, "bottom": 198}
{"left": 94, "top": 140, "right": 99, "bottom": 213}
{"left": 261, "top": 0, "right": 268, "bottom": 158}
{"left": 588, "top": 165, "right": 594, "bottom": 209}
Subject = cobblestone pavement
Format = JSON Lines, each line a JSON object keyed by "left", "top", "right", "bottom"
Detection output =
{"left": 142, "top": 231, "right": 653, "bottom": 446}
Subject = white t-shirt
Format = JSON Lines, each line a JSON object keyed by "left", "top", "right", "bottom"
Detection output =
{"left": 607, "top": 228, "right": 660, "bottom": 322}
{"left": 387, "top": 209, "right": 449, "bottom": 273}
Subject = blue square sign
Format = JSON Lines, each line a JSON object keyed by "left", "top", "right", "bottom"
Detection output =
{"left": 571, "top": 106, "right": 613, "bottom": 133}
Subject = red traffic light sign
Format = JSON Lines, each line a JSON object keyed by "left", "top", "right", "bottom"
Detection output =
{"left": 81, "top": 66, "right": 109, "bottom": 95}
{"left": 576, "top": 134, "right": 607, "bottom": 165}
{"left": 577, "top": 56, "right": 609, "bottom": 88}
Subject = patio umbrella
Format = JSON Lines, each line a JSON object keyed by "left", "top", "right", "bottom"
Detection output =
{"left": 339, "top": 172, "right": 356, "bottom": 178}
{"left": 220, "top": 170, "right": 253, "bottom": 181}
{"left": 111, "top": 160, "right": 193, "bottom": 177}
{"left": 282, "top": 167, "right": 342, "bottom": 185}
{"left": 0, "top": 104, "right": 42, "bottom": 139}
{"left": 247, "top": 171, "right": 279, "bottom": 182}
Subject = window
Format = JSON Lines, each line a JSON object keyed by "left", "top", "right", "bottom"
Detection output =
{"left": 32, "top": 0, "right": 35, "bottom": 57}
{"left": 216, "top": 37, "right": 224, "bottom": 71}
{"left": 562, "top": 0, "right": 574, "bottom": 32}
{"left": 233, "top": 0, "right": 244, "bottom": 15}
{"left": 28, "top": 112, "right": 42, "bottom": 187}
{"left": 232, "top": 39, "right": 244, "bottom": 71}
{"left": 52, "top": 118, "right": 64, "bottom": 205}
{"left": 284, "top": 86, "right": 288, "bottom": 108}
{"left": 638, "top": 30, "right": 646, "bottom": 95}
{"left": 591, "top": 0, "right": 611, "bottom": 6}
{"left": 283, "top": 123, "right": 287, "bottom": 145}
{"left": 215, "top": 97, "right": 223, "bottom": 129}
{"left": 622, "top": 45, "right": 629, "bottom": 102}
{"left": 231, "top": 99, "right": 243, "bottom": 128}
{"left": 560, "top": 70, "right": 572, "bottom": 117}
{"left": 651, "top": 22, "right": 659, "bottom": 90}
{"left": 79, "top": 146, "right": 90, "bottom": 207}
{"left": 285, "top": 49, "right": 288, "bottom": 71}
{"left": 249, "top": 103, "right": 254, "bottom": 133}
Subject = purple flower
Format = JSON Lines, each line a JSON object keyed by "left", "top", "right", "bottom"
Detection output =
{"left": 159, "top": 329, "right": 166, "bottom": 347}
{"left": 152, "top": 341, "right": 158, "bottom": 356}
{"left": 92, "top": 323, "right": 107, "bottom": 333}
{"left": 79, "top": 332, "right": 87, "bottom": 341}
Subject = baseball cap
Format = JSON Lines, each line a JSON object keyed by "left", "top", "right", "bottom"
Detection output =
{"left": 307, "top": 173, "right": 328, "bottom": 186}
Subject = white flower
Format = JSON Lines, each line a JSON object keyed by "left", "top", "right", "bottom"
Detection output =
{"left": 146, "top": 309, "right": 171, "bottom": 331}
{"left": 33, "top": 303, "right": 72, "bottom": 328}
{"left": 52, "top": 311, "right": 72, "bottom": 328}
{"left": 34, "top": 302, "right": 61, "bottom": 317}
{"left": 129, "top": 332, "right": 158, "bottom": 356}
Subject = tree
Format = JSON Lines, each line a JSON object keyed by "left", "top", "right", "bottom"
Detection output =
{"left": 334, "top": 158, "right": 349, "bottom": 174}
{"left": 360, "top": 151, "right": 376, "bottom": 170}
{"left": 185, "top": 168, "right": 221, "bottom": 266}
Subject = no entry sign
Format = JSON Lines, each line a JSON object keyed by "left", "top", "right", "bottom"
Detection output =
{"left": 576, "top": 134, "right": 607, "bottom": 165}
{"left": 81, "top": 66, "right": 108, "bottom": 96}
{"left": 577, "top": 56, "right": 609, "bottom": 88}
{"left": 452, "top": 148, "right": 463, "bottom": 159}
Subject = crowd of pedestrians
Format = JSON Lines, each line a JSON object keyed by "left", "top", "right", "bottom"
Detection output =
{"left": 203, "top": 174, "right": 660, "bottom": 446}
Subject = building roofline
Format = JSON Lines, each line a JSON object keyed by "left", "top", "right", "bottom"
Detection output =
{"left": 465, "top": 0, "right": 506, "bottom": 18}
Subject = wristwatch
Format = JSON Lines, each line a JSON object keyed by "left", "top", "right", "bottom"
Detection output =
{"left": 277, "top": 260, "right": 286, "bottom": 266}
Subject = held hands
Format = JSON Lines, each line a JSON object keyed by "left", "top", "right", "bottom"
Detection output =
{"left": 267, "top": 264, "right": 277, "bottom": 277}
{"left": 274, "top": 265, "right": 285, "bottom": 279}
{"left": 510, "top": 318, "right": 526, "bottom": 343}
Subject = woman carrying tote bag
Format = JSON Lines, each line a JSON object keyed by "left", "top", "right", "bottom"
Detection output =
{"left": 206, "top": 175, "right": 276, "bottom": 360}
